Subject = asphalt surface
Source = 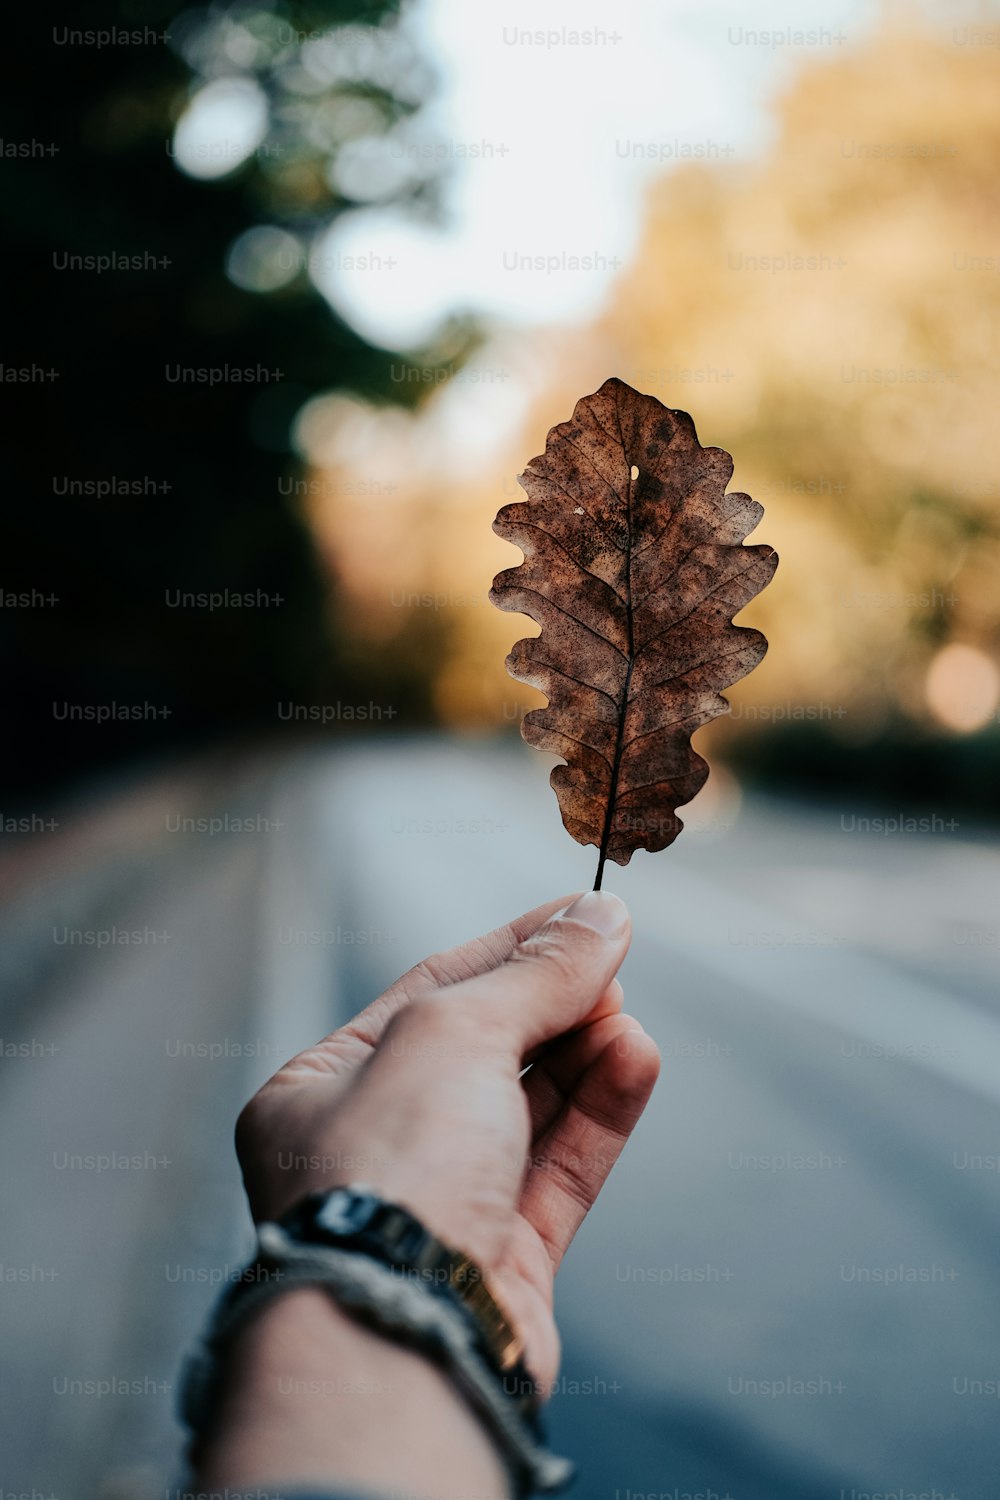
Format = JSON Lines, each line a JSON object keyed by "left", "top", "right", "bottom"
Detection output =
{"left": 1, "top": 735, "right": 998, "bottom": 1499}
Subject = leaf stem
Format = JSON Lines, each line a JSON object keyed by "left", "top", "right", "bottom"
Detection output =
{"left": 593, "top": 657, "right": 634, "bottom": 888}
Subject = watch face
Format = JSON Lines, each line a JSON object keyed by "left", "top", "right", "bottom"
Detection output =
{"left": 314, "top": 1186, "right": 380, "bottom": 1237}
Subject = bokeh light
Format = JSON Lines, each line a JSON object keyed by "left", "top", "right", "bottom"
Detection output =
{"left": 926, "top": 643, "right": 1000, "bottom": 732}
{"left": 225, "top": 224, "right": 302, "bottom": 291}
{"left": 171, "top": 76, "right": 270, "bottom": 180}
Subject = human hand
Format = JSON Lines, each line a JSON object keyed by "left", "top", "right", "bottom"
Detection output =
{"left": 236, "top": 889, "right": 660, "bottom": 1393}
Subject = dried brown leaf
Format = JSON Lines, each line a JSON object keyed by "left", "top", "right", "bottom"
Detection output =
{"left": 490, "top": 377, "right": 778, "bottom": 886}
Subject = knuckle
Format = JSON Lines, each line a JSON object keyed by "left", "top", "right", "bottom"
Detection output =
{"left": 402, "top": 955, "right": 451, "bottom": 998}
{"left": 385, "top": 987, "right": 515, "bottom": 1063}
{"left": 543, "top": 1149, "right": 598, "bottom": 1213}
{"left": 234, "top": 1091, "right": 266, "bottom": 1161}
{"left": 384, "top": 992, "right": 454, "bottom": 1048}
{"left": 512, "top": 927, "right": 596, "bottom": 989}
{"left": 405, "top": 991, "right": 455, "bottom": 1031}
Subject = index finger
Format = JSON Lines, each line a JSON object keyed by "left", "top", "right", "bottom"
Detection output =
{"left": 273, "top": 892, "right": 582, "bottom": 1078}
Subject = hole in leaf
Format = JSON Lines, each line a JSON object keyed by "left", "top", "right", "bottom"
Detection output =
{"left": 630, "top": 465, "right": 639, "bottom": 482}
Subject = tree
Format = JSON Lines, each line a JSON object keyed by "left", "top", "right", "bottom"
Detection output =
{"left": 3, "top": 0, "right": 473, "bottom": 794}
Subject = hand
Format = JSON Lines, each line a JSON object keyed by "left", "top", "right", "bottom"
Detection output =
{"left": 236, "top": 889, "right": 660, "bottom": 1393}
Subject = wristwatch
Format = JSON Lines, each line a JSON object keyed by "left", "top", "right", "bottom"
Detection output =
{"left": 275, "top": 1185, "right": 537, "bottom": 1408}
{"left": 180, "top": 1184, "right": 574, "bottom": 1496}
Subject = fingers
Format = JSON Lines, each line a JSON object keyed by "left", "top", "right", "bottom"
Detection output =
{"left": 446, "top": 891, "right": 632, "bottom": 1056}
{"left": 410, "top": 893, "right": 583, "bottom": 989}
{"left": 521, "top": 976, "right": 624, "bottom": 1070}
{"left": 521, "top": 1001, "right": 629, "bottom": 1139}
{"left": 519, "top": 1024, "right": 661, "bottom": 1271}
{"left": 270, "top": 893, "right": 580, "bottom": 1080}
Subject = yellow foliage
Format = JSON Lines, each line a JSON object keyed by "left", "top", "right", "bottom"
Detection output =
{"left": 308, "top": 21, "right": 1000, "bottom": 739}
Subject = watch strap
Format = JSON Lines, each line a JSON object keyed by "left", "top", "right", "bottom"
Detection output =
{"left": 279, "top": 1186, "right": 534, "bottom": 1402}
{"left": 179, "top": 1221, "right": 575, "bottom": 1498}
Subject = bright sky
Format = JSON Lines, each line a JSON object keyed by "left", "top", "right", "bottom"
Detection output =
{"left": 175, "top": 0, "right": 975, "bottom": 464}
{"left": 317, "top": 0, "right": 877, "bottom": 349}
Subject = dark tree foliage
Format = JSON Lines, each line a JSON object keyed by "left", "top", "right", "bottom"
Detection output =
{"left": 2, "top": 0, "right": 472, "bottom": 795}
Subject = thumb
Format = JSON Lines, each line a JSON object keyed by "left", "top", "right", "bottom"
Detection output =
{"left": 452, "top": 890, "right": 631, "bottom": 1055}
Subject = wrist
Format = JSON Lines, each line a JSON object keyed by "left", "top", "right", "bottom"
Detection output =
{"left": 194, "top": 1287, "right": 510, "bottom": 1500}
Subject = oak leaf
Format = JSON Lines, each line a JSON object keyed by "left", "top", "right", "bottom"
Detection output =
{"left": 490, "top": 377, "right": 777, "bottom": 887}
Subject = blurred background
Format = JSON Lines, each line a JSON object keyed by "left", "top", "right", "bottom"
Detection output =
{"left": 2, "top": 0, "right": 1000, "bottom": 1495}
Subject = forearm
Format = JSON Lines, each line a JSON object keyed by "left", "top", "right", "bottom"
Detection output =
{"left": 193, "top": 1287, "right": 510, "bottom": 1500}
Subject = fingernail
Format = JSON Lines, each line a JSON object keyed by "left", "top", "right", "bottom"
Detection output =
{"left": 559, "top": 890, "right": 628, "bottom": 938}
{"left": 613, "top": 1023, "right": 647, "bottom": 1056}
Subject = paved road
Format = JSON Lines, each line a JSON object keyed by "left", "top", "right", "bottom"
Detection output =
{"left": 2, "top": 736, "right": 998, "bottom": 1498}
